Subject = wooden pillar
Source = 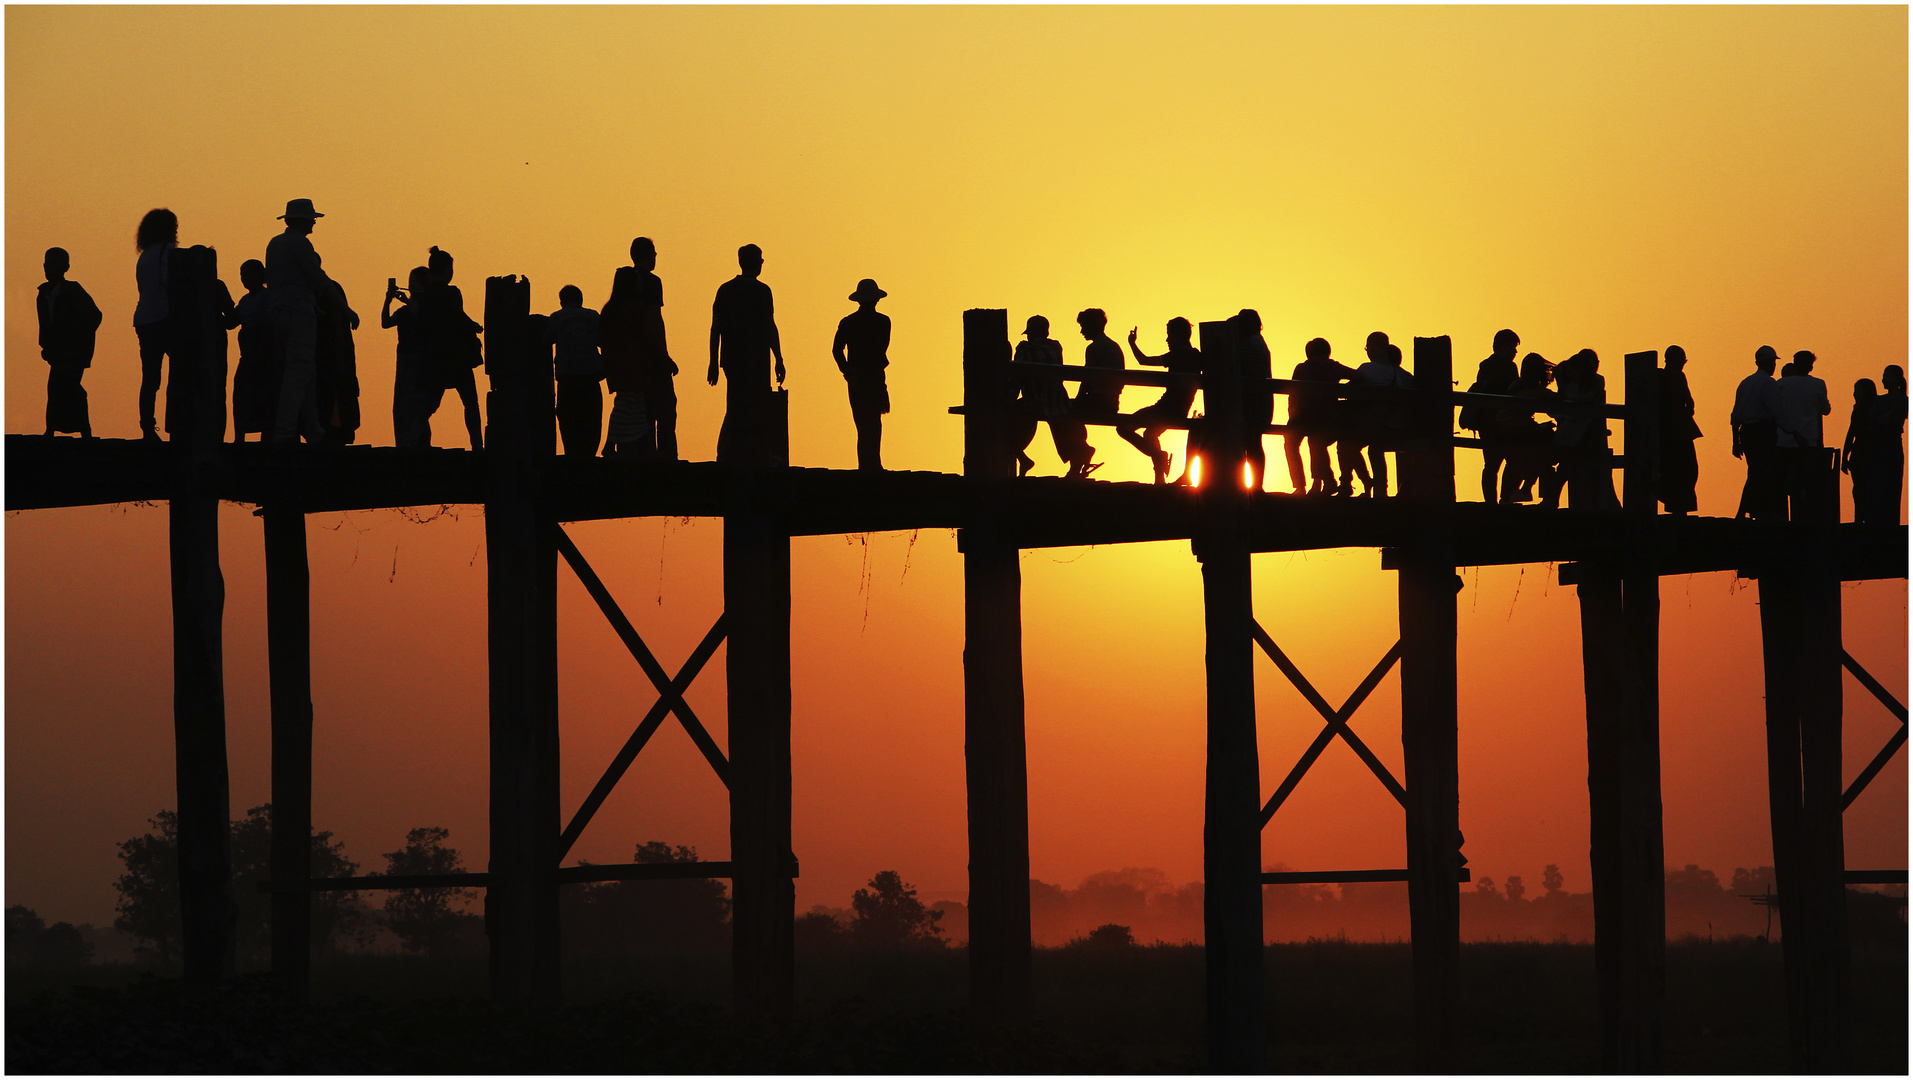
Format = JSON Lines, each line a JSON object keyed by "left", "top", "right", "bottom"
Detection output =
{"left": 1581, "top": 352, "right": 1667, "bottom": 1071}
{"left": 265, "top": 503, "right": 313, "bottom": 998}
{"left": 1194, "top": 320, "right": 1264, "bottom": 1072}
{"left": 1759, "top": 449, "right": 1847, "bottom": 1071}
{"left": 483, "top": 275, "right": 561, "bottom": 1010}
{"left": 961, "top": 308, "right": 1032, "bottom": 1024}
{"left": 1398, "top": 335, "right": 1458, "bottom": 1072}
{"left": 727, "top": 449, "right": 795, "bottom": 1025}
{"left": 169, "top": 244, "right": 234, "bottom": 983}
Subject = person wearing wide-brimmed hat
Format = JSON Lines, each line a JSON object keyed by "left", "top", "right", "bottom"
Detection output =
{"left": 832, "top": 278, "right": 891, "bottom": 471}
{"left": 265, "top": 197, "right": 342, "bottom": 444}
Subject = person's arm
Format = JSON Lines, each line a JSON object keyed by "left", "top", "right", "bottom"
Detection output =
{"left": 832, "top": 319, "right": 850, "bottom": 377}
{"left": 1842, "top": 407, "right": 1861, "bottom": 473}
{"left": 770, "top": 313, "right": 785, "bottom": 386}
{"left": 334, "top": 282, "right": 359, "bottom": 331}
{"left": 707, "top": 299, "right": 722, "bottom": 386}
{"left": 1126, "top": 328, "right": 1167, "bottom": 368}
{"left": 381, "top": 292, "right": 401, "bottom": 330}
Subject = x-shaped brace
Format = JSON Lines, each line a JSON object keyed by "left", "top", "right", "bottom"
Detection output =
{"left": 555, "top": 525, "right": 731, "bottom": 860}
{"left": 1253, "top": 620, "right": 1405, "bottom": 828}
{"left": 1841, "top": 648, "right": 1908, "bottom": 812}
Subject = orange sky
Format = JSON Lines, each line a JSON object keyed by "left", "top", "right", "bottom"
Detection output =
{"left": 6, "top": 6, "right": 1906, "bottom": 930}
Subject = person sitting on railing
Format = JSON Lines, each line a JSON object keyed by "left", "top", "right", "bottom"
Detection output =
{"left": 1069, "top": 308, "right": 1124, "bottom": 477}
{"left": 1657, "top": 345, "right": 1703, "bottom": 515}
{"left": 1287, "top": 337, "right": 1359, "bottom": 496}
{"left": 1010, "top": 315, "right": 1091, "bottom": 478}
{"left": 1497, "top": 352, "right": 1556, "bottom": 504}
{"left": 1120, "top": 317, "right": 1202, "bottom": 485}
{"left": 1538, "top": 349, "right": 1616, "bottom": 511}
{"left": 1354, "top": 332, "right": 1413, "bottom": 497}
{"left": 1460, "top": 329, "right": 1521, "bottom": 503}
{"left": 1232, "top": 310, "right": 1273, "bottom": 490}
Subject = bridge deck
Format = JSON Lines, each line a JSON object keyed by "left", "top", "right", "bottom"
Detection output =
{"left": 5, "top": 435, "right": 1905, "bottom": 580}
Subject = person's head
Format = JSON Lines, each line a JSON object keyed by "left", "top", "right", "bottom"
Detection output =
{"left": 1780, "top": 361, "right": 1799, "bottom": 378}
{"left": 559, "top": 284, "right": 583, "bottom": 309}
{"left": 1024, "top": 314, "right": 1050, "bottom": 339}
{"left": 1166, "top": 317, "right": 1192, "bottom": 345}
{"left": 1854, "top": 378, "right": 1878, "bottom": 403}
{"left": 738, "top": 243, "right": 763, "bottom": 277}
{"left": 240, "top": 258, "right": 266, "bottom": 291}
{"left": 1884, "top": 365, "right": 1906, "bottom": 393}
{"left": 1234, "top": 308, "right": 1262, "bottom": 332}
{"left": 1665, "top": 344, "right": 1687, "bottom": 372}
{"left": 43, "top": 247, "right": 69, "bottom": 282}
{"left": 631, "top": 236, "right": 656, "bottom": 270}
{"left": 1519, "top": 352, "right": 1551, "bottom": 385}
{"left": 1304, "top": 337, "right": 1331, "bottom": 361}
{"left": 1384, "top": 342, "right": 1404, "bottom": 368}
{"left": 1493, "top": 328, "right": 1519, "bottom": 357}
{"left": 1576, "top": 348, "right": 1599, "bottom": 374}
{"left": 849, "top": 278, "right": 886, "bottom": 308}
{"left": 1365, "top": 330, "right": 1390, "bottom": 361}
{"left": 1076, "top": 308, "right": 1108, "bottom": 339}
{"left": 428, "top": 246, "right": 454, "bottom": 285}
{"left": 278, "top": 198, "right": 322, "bottom": 236}
{"left": 136, "top": 208, "right": 178, "bottom": 252}
{"left": 407, "top": 266, "right": 431, "bottom": 294}
{"left": 1792, "top": 349, "right": 1816, "bottom": 373}
{"left": 1754, "top": 344, "right": 1780, "bottom": 374}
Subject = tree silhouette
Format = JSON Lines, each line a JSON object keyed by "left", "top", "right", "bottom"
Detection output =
{"left": 849, "top": 870, "right": 945, "bottom": 950}
{"left": 381, "top": 827, "right": 479, "bottom": 956}
{"left": 1542, "top": 864, "right": 1565, "bottom": 897}
{"left": 1079, "top": 923, "right": 1137, "bottom": 949}
{"left": 5, "top": 906, "right": 93, "bottom": 968}
{"left": 562, "top": 841, "right": 730, "bottom": 958}
{"left": 1504, "top": 875, "right": 1526, "bottom": 902}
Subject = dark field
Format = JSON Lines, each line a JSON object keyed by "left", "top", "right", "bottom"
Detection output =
{"left": 7, "top": 938, "right": 1906, "bottom": 1073}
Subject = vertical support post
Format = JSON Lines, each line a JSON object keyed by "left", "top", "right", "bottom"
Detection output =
{"left": 1398, "top": 335, "right": 1458, "bottom": 1072}
{"left": 1194, "top": 320, "right": 1264, "bottom": 1072}
{"left": 961, "top": 309, "right": 1032, "bottom": 1024}
{"left": 169, "top": 244, "right": 234, "bottom": 983}
{"left": 727, "top": 478, "right": 795, "bottom": 1024}
{"left": 484, "top": 275, "right": 561, "bottom": 1011}
{"left": 1760, "top": 449, "right": 1847, "bottom": 1072}
{"left": 265, "top": 503, "right": 313, "bottom": 998}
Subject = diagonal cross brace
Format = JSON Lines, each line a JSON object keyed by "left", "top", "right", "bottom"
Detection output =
{"left": 557, "top": 616, "right": 728, "bottom": 861}
{"left": 554, "top": 524, "right": 732, "bottom": 785}
{"left": 1841, "top": 649, "right": 1908, "bottom": 812}
{"left": 1252, "top": 621, "right": 1406, "bottom": 827}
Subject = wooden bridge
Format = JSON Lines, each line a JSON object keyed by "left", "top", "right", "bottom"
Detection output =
{"left": 7, "top": 271, "right": 1905, "bottom": 1073}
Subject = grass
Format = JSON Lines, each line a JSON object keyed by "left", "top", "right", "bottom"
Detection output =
{"left": 6, "top": 938, "right": 1904, "bottom": 1073}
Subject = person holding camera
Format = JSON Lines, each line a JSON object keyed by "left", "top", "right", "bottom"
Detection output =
{"left": 382, "top": 266, "right": 435, "bottom": 448}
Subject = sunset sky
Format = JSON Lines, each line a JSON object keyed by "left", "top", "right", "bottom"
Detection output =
{"left": 6, "top": 6, "right": 1906, "bottom": 934}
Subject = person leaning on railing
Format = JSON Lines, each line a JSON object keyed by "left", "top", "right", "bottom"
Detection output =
{"left": 1497, "top": 352, "right": 1556, "bottom": 505}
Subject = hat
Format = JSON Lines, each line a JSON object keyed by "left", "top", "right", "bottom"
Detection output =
{"left": 278, "top": 198, "right": 324, "bottom": 221}
{"left": 849, "top": 278, "right": 887, "bottom": 302}
{"left": 1023, "top": 314, "right": 1049, "bottom": 335}
{"left": 1754, "top": 345, "right": 1780, "bottom": 362}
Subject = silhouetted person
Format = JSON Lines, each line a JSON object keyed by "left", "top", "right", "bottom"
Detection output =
{"left": 1287, "top": 337, "right": 1358, "bottom": 495}
{"left": 1120, "top": 318, "right": 1202, "bottom": 484}
{"left": 382, "top": 266, "right": 434, "bottom": 448}
{"left": 36, "top": 247, "right": 101, "bottom": 438}
{"left": 1774, "top": 349, "right": 1831, "bottom": 519}
{"left": 1500, "top": 352, "right": 1557, "bottom": 502}
{"left": 265, "top": 199, "right": 345, "bottom": 445}
{"left": 1355, "top": 333, "right": 1413, "bottom": 497}
{"left": 1545, "top": 349, "right": 1619, "bottom": 511}
{"left": 1657, "top": 344, "right": 1702, "bottom": 515}
{"left": 1009, "top": 315, "right": 1090, "bottom": 477}
{"left": 421, "top": 246, "right": 484, "bottom": 450}
{"left": 708, "top": 244, "right": 785, "bottom": 466}
{"left": 315, "top": 276, "right": 361, "bottom": 444}
{"left": 1461, "top": 329, "right": 1521, "bottom": 502}
{"left": 1074, "top": 309, "right": 1125, "bottom": 450}
{"left": 833, "top": 278, "right": 891, "bottom": 472}
{"left": 601, "top": 237, "right": 678, "bottom": 459}
{"left": 1232, "top": 310, "right": 1273, "bottom": 489}
{"left": 548, "top": 285, "right": 604, "bottom": 457}
{"left": 133, "top": 209, "right": 179, "bottom": 440}
{"left": 1843, "top": 378, "right": 1883, "bottom": 522}
{"left": 229, "top": 259, "right": 279, "bottom": 442}
{"left": 1731, "top": 345, "right": 1782, "bottom": 520}
{"left": 1876, "top": 365, "right": 1908, "bottom": 523}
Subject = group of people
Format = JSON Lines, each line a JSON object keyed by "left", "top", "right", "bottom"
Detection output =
{"left": 1457, "top": 331, "right": 1624, "bottom": 511}
{"left": 1730, "top": 346, "right": 1907, "bottom": 524}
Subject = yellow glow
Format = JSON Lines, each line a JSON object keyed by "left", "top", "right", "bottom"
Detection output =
{"left": 1242, "top": 462, "right": 1255, "bottom": 491}
{"left": 1189, "top": 455, "right": 1204, "bottom": 489}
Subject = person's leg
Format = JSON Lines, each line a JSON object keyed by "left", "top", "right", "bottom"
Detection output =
{"left": 136, "top": 322, "right": 167, "bottom": 437}
{"left": 44, "top": 364, "right": 60, "bottom": 435}
{"left": 455, "top": 369, "right": 484, "bottom": 450}
{"left": 1283, "top": 431, "right": 1306, "bottom": 492}
{"left": 272, "top": 310, "right": 318, "bottom": 444}
{"left": 853, "top": 405, "right": 883, "bottom": 471}
{"left": 1481, "top": 447, "right": 1504, "bottom": 503}
{"left": 1306, "top": 433, "right": 1332, "bottom": 493}
{"left": 650, "top": 374, "right": 679, "bottom": 460}
{"left": 1368, "top": 444, "right": 1389, "bottom": 497}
